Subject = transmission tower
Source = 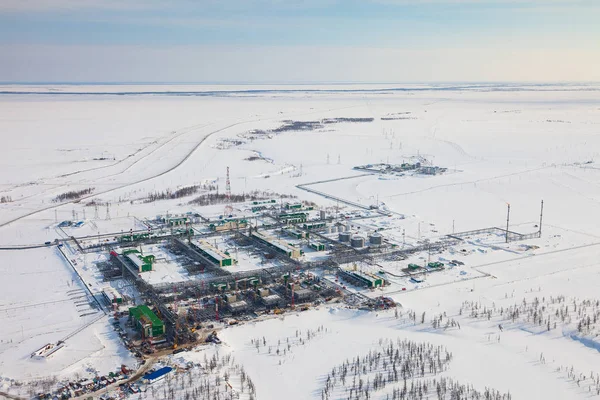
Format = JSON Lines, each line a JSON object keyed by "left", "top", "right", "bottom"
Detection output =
{"left": 94, "top": 204, "right": 99, "bottom": 219}
{"left": 224, "top": 167, "right": 233, "bottom": 216}
{"left": 106, "top": 202, "right": 111, "bottom": 220}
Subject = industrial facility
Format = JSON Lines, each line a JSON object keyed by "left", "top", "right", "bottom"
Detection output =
{"left": 129, "top": 305, "right": 165, "bottom": 339}
{"left": 190, "top": 239, "right": 234, "bottom": 267}
{"left": 50, "top": 185, "right": 543, "bottom": 368}
{"left": 124, "top": 250, "right": 155, "bottom": 272}
{"left": 251, "top": 230, "right": 302, "bottom": 259}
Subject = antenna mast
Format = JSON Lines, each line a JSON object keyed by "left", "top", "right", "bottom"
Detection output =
{"left": 224, "top": 167, "right": 233, "bottom": 216}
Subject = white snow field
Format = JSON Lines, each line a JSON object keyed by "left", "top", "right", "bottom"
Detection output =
{"left": 0, "top": 83, "right": 600, "bottom": 399}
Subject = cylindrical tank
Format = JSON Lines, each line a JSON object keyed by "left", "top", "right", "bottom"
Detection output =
{"left": 320, "top": 210, "right": 326, "bottom": 220}
{"left": 331, "top": 226, "right": 337, "bottom": 233}
{"left": 351, "top": 235, "right": 365, "bottom": 248}
{"left": 339, "top": 232, "right": 351, "bottom": 242}
{"left": 369, "top": 232, "right": 383, "bottom": 245}
{"left": 327, "top": 226, "right": 332, "bottom": 234}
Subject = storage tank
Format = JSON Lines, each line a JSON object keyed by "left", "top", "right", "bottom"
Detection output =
{"left": 339, "top": 232, "right": 351, "bottom": 242}
{"left": 331, "top": 226, "right": 338, "bottom": 233}
{"left": 351, "top": 235, "right": 365, "bottom": 248}
{"left": 369, "top": 232, "right": 383, "bottom": 245}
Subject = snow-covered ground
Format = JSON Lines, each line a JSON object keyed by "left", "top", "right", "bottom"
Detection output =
{"left": 1, "top": 83, "right": 600, "bottom": 399}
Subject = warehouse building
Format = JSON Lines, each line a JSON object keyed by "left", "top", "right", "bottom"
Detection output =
{"left": 251, "top": 231, "right": 302, "bottom": 259}
{"left": 129, "top": 305, "right": 165, "bottom": 338}
{"left": 190, "top": 240, "right": 233, "bottom": 267}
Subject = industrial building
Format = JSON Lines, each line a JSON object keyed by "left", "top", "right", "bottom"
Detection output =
{"left": 293, "top": 288, "right": 315, "bottom": 302}
{"left": 190, "top": 240, "right": 234, "bottom": 267}
{"left": 284, "top": 202, "right": 303, "bottom": 210}
{"left": 142, "top": 366, "right": 173, "bottom": 384}
{"left": 278, "top": 212, "right": 307, "bottom": 224}
{"left": 339, "top": 269, "right": 384, "bottom": 289}
{"left": 129, "top": 305, "right": 165, "bottom": 338}
{"left": 167, "top": 216, "right": 188, "bottom": 226}
{"left": 258, "top": 289, "right": 283, "bottom": 308}
{"left": 125, "top": 250, "right": 155, "bottom": 272}
{"left": 102, "top": 286, "right": 123, "bottom": 305}
{"left": 310, "top": 242, "right": 326, "bottom": 251}
{"left": 209, "top": 219, "right": 247, "bottom": 232}
{"left": 303, "top": 222, "right": 326, "bottom": 230}
{"left": 234, "top": 276, "right": 260, "bottom": 290}
{"left": 251, "top": 231, "right": 302, "bottom": 259}
{"left": 284, "top": 228, "right": 305, "bottom": 239}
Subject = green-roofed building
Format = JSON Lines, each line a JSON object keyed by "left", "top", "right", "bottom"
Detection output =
{"left": 129, "top": 305, "right": 165, "bottom": 338}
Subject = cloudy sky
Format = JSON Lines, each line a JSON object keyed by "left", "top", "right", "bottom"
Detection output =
{"left": 1, "top": 0, "right": 598, "bottom": 83}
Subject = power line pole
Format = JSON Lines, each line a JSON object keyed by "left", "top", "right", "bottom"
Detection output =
{"left": 539, "top": 200, "right": 544, "bottom": 237}
{"left": 505, "top": 203, "right": 510, "bottom": 243}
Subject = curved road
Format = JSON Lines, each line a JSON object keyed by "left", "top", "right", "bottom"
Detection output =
{"left": 0, "top": 120, "right": 250, "bottom": 229}
{"left": 0, "top": 103, "right": 363, "bottom": 243}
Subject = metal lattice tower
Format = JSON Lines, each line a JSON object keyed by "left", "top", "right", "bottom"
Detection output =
{"left": 224, "top": 166, "right": 233, "bottom": 216}
{"left": 94, "top": 204, "right": 99, "bottom": 219}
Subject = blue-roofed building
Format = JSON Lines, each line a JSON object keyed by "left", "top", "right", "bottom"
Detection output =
{"left": 143, "top": 366, "right": 173, "bottom": 384}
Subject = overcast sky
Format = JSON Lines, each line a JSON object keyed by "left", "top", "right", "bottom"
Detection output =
{"left": 1, "top": 0, "right": 599, "bottom": 83}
